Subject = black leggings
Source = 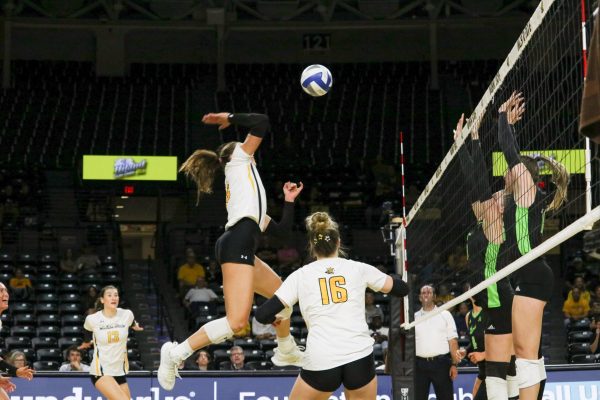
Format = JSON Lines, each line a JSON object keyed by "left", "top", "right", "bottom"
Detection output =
{"left": 300, "top": 352, "right": 375, "bottom": 392}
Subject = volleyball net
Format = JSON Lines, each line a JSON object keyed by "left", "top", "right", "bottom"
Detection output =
{"left": 399, "top": 0, "right": 600, "bottom": 330}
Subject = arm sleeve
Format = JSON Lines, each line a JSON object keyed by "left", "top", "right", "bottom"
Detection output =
{"left": 444, "top": 311, "right": 459, "bottom": 340}
{"left": 254, "top": 296, "right": 286, "bottom": 325}
{"left": 498, "top": 112, "right": 521, "bottom": 169}
{"left": 0, "top": 360, "right": 18, "bottom": 376}
{"left": 390, "top": 275, "right": 409, "bottom": 297}
{"left": 184, "top": 289, "right": 192, "bottom": 302}
{"left": 265, "top": 201, "right": 295, "bottom": 239}
{"left": 227, "top": 113, "right": 270, "bottom": 138}
{"left": 362, "top": 263, "right": 389, "bottom": 292}
{"left": 470, "top": 139, "right": 493, "bottom": 201}
{"left": 457, "top": 145, "right": 477, "bottom": 204}
{"left": 208, "top": 290, "right": 219, "bottom": 300}
{"left": 274, "top": 271, "right": 300, "bottom": 308}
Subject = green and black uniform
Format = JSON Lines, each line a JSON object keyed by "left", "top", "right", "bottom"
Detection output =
{"left": 498, "top": 111, "right": 554, "bottom": 302}
{"left": 467, "top": 308, "right": 488, "bottom": 381}
{"left": 460, "top": 138, "right": 513, "bottom": 335}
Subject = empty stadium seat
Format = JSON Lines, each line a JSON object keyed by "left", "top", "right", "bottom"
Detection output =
{"left": 33, "top": 361, "right": 60, "bottom": 371}
{"left": 31, "top": 337, "right": 58, "bottom": 350}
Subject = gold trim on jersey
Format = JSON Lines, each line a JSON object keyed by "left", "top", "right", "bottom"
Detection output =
{"left": 247, "top": 165, "right": 256, "bottom": 193}
{"left": 93, "top": 333, "right": 101, "bottom": 376}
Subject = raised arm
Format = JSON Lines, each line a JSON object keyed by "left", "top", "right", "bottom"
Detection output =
{"left": 202, "top": 112, "right": 270, "bottom": 156}
{"left": 497, "top": 92, "right": 534, "bottom": 207}
{"left": 264, "top": 182, "right": 304, "bottom": 238}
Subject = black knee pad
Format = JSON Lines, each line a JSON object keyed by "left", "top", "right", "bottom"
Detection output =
{"left": 486, "top": 361, "right": 509, "bottom": 379}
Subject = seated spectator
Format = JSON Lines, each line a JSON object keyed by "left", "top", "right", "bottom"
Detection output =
{"left": 436, "top": 284, "right": 455, "bottom": 305}
{"left": 228, "top": 346, "right": 250, "bottom": 370}
{"left": 277, "top": 244, "right": 300, "bottom": 269}
{"left": 368, "top": 315, "right": 389, "bottom": 346}
{"left": 566, "top": 256, "right": 592, "bottom": 290}
{"left": 563, "top": 287, "right": 590, "bottom": 327}
{"left": 76, "top": 245, "right": 101, "bottom": 274}
{"left": 454, "top": 302, "right": 469, "bottom": 336}
{"left": 365, "top": 292, "right": 384, "bottom": 323}
{"left": 9, "top": 268, "right": 32, "bottom": 300}
{"left": 58, "top": 346, "right": 90, "bottom": 372}
{"left": 177, "top": 249, "right": 206, "bottom": 298}
{"left": 590, "top": 301, "right": 600, "bottom": 325}
{"left": 447, "top": 245, "right": 468, "bottom": 272}
{"left": 591, "top": 285, "right": 600, "bottom": 304}
{"left": 7, "top": 351, "right": 27, "bottom": 369}
{"left": 60, "top": 249, "right": 78, "bottom": 274}
{"left": 183, "top": 277, "right": 218, "bottom": 316}
{"left": 81, "top": 286, "right": 99, "bottom": 316}
{"left": 256, "top": 237, "right": 277, "bottom": 266}
{"left": 590, "top": 320, "right": 600, "bottom": 354}
{"left": 252, "top": 316, "right": 276, "bottom": 340}
{"left": 194, "top": 350, "right": 213, "bottom": 371}
{"left": 567, "top": 277, "right": 591, "bottom": 303}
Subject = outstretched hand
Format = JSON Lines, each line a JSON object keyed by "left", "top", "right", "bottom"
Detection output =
{"left": 283, "top": 182, "right": 304, "bottom": 202}
{"left": 16, "top": 367, "right": 34, "bottom": 381}
{"left": 78, "top": 342, "right": 93, "bottom": 350}
{"left": 0, "top": 377, "right": 15, "bottom": 392}
{"left": 132, "top": 322, "right": 144, "bottom": 331}
{"left": 453, "top": 113, "right": 465, "bottom": 141}
{"left": 202, "top": 112, "right": 231, "bottom": 130}
{"left": 499, "top": 91, "right": 526, "bottom": 124}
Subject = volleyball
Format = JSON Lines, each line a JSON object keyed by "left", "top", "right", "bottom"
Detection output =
{"left": 300, "top": 64, "right": 332, "bottom": 97}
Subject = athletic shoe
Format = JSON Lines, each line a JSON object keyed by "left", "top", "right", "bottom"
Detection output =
{"left": 157, "top": 341, "right": 181, "bottom": 391}
{"left": 271, "top": 343, "right": 305, "bottom": 367}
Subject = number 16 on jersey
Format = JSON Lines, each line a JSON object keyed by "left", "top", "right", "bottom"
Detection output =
{"left": 319, "top": 276, "right": 348, "bottom": 305}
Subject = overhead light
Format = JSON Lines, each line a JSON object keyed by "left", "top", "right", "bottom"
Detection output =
{"left": 116, "top": 205, "right": 124, "bottom": 209}
{"left": 113, "top": 214, "right": 120, "bottom": 218}
{"left": 121, "top": 196, "right": 129, "bottom": 199}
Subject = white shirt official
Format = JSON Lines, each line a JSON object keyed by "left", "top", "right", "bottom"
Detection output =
{"left": 414, "top": 307, "right": 458, "bottom": 358}
{"left": 224, "top": 144, "right": 268, "bottom": 231}
{"left": 275, "top": 257, "right": 388, "bottom": 371}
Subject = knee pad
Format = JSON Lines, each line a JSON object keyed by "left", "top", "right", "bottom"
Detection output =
{"left": 203, "top": 317, "right": 234, "bottom": 344}
{"left": 538, "top": 357, "right": 547, "bottom": 381}
{"left": 486, "top": 377, "right": 508, "bottom": 400}
{"left": 516, "top": 358, "right": 543, "bottom": 389}
{"left": 276, "top": 305, "right": 293, "bottom": 320}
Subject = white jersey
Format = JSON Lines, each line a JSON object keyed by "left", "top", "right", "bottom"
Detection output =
{"left": 84, "top": 308, "right": 134, "bottom": 376}
{"left": 224, "top": 144, "right": 267, "bottom": 231}
{"left": 275, "top": 257, "right": 388, "bottom": 371}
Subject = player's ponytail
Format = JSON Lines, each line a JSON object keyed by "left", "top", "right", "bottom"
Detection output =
{"left": 520, "top": 155, "right": 569, "bottom": 212}
{"left": 95, "top": 285, "right": 119, "bottom": 311}
{"left": 537, "top": 155, "right": 569, "bottom": 211}
{"left": 305, "top": 212, "right": 346, "bottom": 258}
{"left": 180, "top": 142, "right": 237, "bottom": 205}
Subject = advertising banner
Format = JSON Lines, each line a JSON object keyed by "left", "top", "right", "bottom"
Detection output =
{"left": 82, "top": 155, "right": 178, "bottom": 181}
{"left": 7, "top": 369, "right": 600, "bottom": 400}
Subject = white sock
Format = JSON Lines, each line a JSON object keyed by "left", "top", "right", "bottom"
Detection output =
{"left": 276, "top": 335, "right": 295, "bottom": 353}
{"left": 486, "top": 376, "right": 508, "bottom": 400}
{"left": 170, "top": 340, "right": 194, "bottom": 362}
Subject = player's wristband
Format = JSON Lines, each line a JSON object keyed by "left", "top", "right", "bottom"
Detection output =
{"left": 0, "top": 360, "right": 18, "bottom": 376}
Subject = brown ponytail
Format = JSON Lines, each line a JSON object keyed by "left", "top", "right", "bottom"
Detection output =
{"left": 180, "top": 142, "right": 238, "bottom": 205}
{"left": 305, "top": 212, "right": 346, "bottom": 258}
{"left": 520, "top": 155, "right": 569, "bottom": 212}
{"left": 537, "top": 155, "right": 569, "bottom": 211}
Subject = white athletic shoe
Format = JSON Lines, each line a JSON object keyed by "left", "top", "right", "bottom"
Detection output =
{"left": 271, "top": 343, "right": 305, "bottom": 367}
{"left": 157, "top": 341, "right": 181, "bottom": 391}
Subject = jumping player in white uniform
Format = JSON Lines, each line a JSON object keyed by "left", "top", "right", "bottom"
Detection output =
{"left": 80, "top": 285, "right": 143, "bottom": 400}
{"left": 158, "top": 112, "right": 304, "bottom": 390}
{"left": 0, "top": 282, "right": 34, "bottom": 400}
{"left": 255, "top": 212, "right": 409, "bottom": 400}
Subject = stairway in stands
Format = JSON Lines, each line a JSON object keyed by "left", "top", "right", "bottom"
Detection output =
{"left": 122, "top": 260, "right": 164, "bottom": 369}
